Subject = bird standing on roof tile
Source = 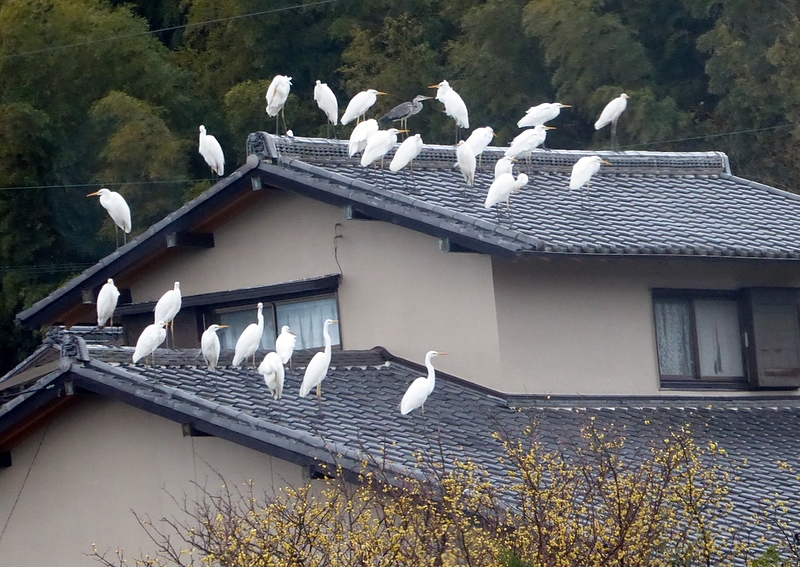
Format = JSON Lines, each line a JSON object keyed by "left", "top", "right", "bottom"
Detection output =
{"left": 456, "top": 141, "right": 476, "bottom": 186}
{"left": 570, "top": 156, "right": 611, "bottom": 205}
{"left": 400, "top": 350, "right": 447, "bottom": 415}
{"left": 464, "top": 126, "right": 496, "bottom": 164}
{"left": 198, "top": 125, "right": 225, "bottom": 177}
{"left": 429, "top": 80, "right": 469, "bottom": 142}
{"left": 87, "top": 188, "right": 131, "bottom": 248}
{"left": 258, "top": 351, "right": 285, "bottom": 400}
{"left": 361, "top": 128, "right": 406, "bottom": 168}
{"left": 299, "top": 318, "right": 339, "bottom": 399}
{"left": 314, "top": 80, "right": 338, "bottom": 137}
{"left": 96, "top": 278, "right": 120, "bottom": 328}
{"left": 494, "top": 157, "right": 516, "bottom": 180}
{"left": 133, "top": 321, "right": 167, "bottom": 366}
{"left": 505, "top": 125, "right": 554, "bottom": 162}
{"left": 348, "top": 119, "right": 379, "bottom": 158}
{"left": 233, "top": 302, "right": 264, "bottom": 368}
{"left": 485, "top": 172, "right": 529, "bottom": 214}
{"left": 201, "top": 324, "right": 229, "bottom": 372}
{"left": 342, "top": 89, "right": 387, "bottom": 125}
{"left": 390, "top": 134, "right": 424, "bottom": 173}
{"left": 154, "top": 282, "right": 181, "bottom": 348}
{"left": 275, "top": 325, "right": 296, "bottom": 369}
{"left": 379, "top": 95, "right": 432, "bottom": 132}
{"left": 517, "top": 102, "right": 571, "bottom": 129}
{"left": 595, "top": 93, "right": 629, "bottom": 150}
{"left": 266, "top": 75, "right": 292, "bottom": 135}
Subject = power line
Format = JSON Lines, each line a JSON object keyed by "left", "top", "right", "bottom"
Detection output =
{"left": 620, "top": 122, "right": 797, "bottom": 150}
{"left": 0, "top": 0, "right": 339, "bottom": 60}
{"left": 0, "top": 178, "right": 216, "bottom": 192}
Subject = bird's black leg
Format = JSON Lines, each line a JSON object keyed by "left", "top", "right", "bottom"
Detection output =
{"left": 611, "top": 120, "right": 618, "bottom": 151}
{"left": 281, "top": 108, "right": 288, "bottom": 136}
{"left": 275, "top": 115, "right": 280, "bottom": 136}
{"left": 115, "top": 225, "right": 120, "bottom": 250}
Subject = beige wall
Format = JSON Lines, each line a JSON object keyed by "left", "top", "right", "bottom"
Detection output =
{"left": 0, "top": 398, "right": 304, "bottom": 567}
{"left": 126, "top": 189, "right": 502, "bottom": 382}
{"left": 492, "top": 256, "right": 800, "bottom": 396}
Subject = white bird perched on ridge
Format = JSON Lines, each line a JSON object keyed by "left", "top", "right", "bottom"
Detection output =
{"left": 132, "top": 321, "right": 167, "bottom": 365}
{"left": 341, "top": 89, "right": 387, "bottom": 125}
{"left": 266, "top": 75, "right": 292, "bottom": 134}
{"left": 456, "top": 141, "right": 476, "bottom": 186}
{"left": 517, "top": 102, "right": 571, "bottom": 128}
{"left": 154, "top": 282, "right": 181, "bottom": 347}
{"left": 429, "top": 80, "right": 469, "bottom": 139}
{"left": 361, "top": 128, "right": 405, "bottom": 168}
{"left": 494, "top": 156, "right": 516, "bottom": 180}
{"left": 400, "top": 350, "right": 447, "bottom": 415}
{"left": 506, "top": 125, "right": 554, "bottom": 160}
{"left": 484, "top": 172, "right": 529, "bottom": 211}
{"left": 258, "top": 352, "right": 285, "bottom": 400}
{"left": 314, "top": 79, "right": 339, "bottom": 129}
{"left": 96, "top": 278, "right": 120, "bottom": 328}
{"left": 232, "top": 302, "right": 264, "bottom": 368}
{"left": 198, "top": 125, "right": 224, "bottom": 177}
{"left": 390, "top": 134, "right": 424, "bottom": 172}
{"left": 348, "top": 119, "right": 379, "bottom": 157}
{"left": 595, "top": 93, "right": 629, "bottom": 149}
{"left": 201, "top": 324, "right": 228, "bottom": 372}
{"left": 299, "top": 318, "right": 339, "bottom": 399}
{"left": 464, "top": 126, "right": 496, "bottom": 158}
{"left": 275, "top": 325, "right": 296, "bottom": 367}
{"left": 570, "top": 155, "right": 611, "bottom": 190}
{"left": 87, "top": 188, "right": 131, "bottom": 247}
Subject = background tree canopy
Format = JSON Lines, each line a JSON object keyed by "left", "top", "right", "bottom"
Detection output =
{"left": 1, "top": 0, "right": 799, "bottom": 372}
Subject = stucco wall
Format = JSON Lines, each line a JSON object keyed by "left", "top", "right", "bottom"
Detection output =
{"left": 0, "top": 398, "right": 304, "bottom": 567}
{"left": 492, "top": 256, "right": 800, "bottom": 395}
{"left": 125, "top": 189, "right": 502, "bottom": 383}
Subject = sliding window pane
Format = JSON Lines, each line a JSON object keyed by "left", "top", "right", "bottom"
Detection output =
{"left": 276, "top": 297, "right": 339, "bottom": 350}
{"left": 695, "top": 299, "right": 744, "bottom": 378}
{"left": 654, "top": 298, "right": 695, "bottom": 377}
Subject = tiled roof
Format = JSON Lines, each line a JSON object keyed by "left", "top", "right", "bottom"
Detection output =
{"left": 2, "top": 331, "right": 798, "bottom": 545}
{"left": 251, "top": 133, "right": 800, "bottom": 259}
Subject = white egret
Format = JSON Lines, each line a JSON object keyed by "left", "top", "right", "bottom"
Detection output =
{"left": 232, "top": 302, "right": 264, "bottom": 368}
{"left": 464, "top": 126, "right": 495, "bottom": 158}
{"left": 570, "top": 156, "right": 611, "bottom": 202}
{"left": 341, "top": 89, "right": 387, "bottom": 125}
{"left": 456, "top": 140, "right": 476, "bottom": 186}
{"left": 484, "top": 172, "right": 529, "bottom": 212}
{"left": 198, "top": 125, "right": 225, "bottom": 177}
{"left": 429, "top": 81, "right": 469, "bottom": 132}
{"left": 494, "top": 156, "right": 516, "bottom": 180}
{"left": 400, "top": 351, "right": 447, "bottom": 415}
{"left": 132, "top": 321, "right": 167, "bottom": 365}
{"left": 87, "top": 188, "right": 131, "bottom": 247}
{"left": 275, "top": 325, "right": 296, "bottom": 367}
{"left": 258, "top": 351, "right": 285, "bottom": 400}
{"left": 348, "top": 119, "right": 379, "bottom": 157}
{"left": 299, "top": 318, "right": 339, "bottom": 399}
{"left": 314, "top": 80, "right": 339, "bottom": 135}
{"left": 517, "top": 102, "right": 571, "bottom": 128}
{"left": 360, "top": 128, "right": 405, "bottom": 168}
{"left": 96, "top": 278, "right": 120, "bottom": 328}
{"left": 266, "top": 75, "right": 292, "bottom": 134}
{"left": 505, "top": 125, "right": 554, "bottom": 160}
{"left": 389, "top": 134, "right": 424, "bottom": 172}
{"left": 154, "top": 282, "right": 181, "bottom": 347}
{"left": 379, "top": 95, "right": 432, "bottom": 131}
{"left": 595, "top": 93, "right": 629, "bottom": 149}
{"left": 201, "top": 324, "right": 229, "bottom": 372}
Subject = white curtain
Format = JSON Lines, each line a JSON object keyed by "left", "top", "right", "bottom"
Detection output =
{"left": 695, "top": 299, "right": 744, "bottom": 377}
{"left": 276, "top": 297, "right": 339, "bottom": 350}
{"left": 217, "top": 305, "right": 276, "bottom": 350}
{"left": 654, "top": 299, "right": 694, "bottom": 377}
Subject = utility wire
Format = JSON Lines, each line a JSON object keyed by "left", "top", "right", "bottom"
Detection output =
{"left": 0, "top": 0, "right": 339, "bottom": 60}
{"left": 0, "top": 178, "right": 215, "bottom": 192}
{"left": 620, "top": 122, "right": 797, "bottom": 150}
{"left": 0, "top": 263, "right": 95, "bottom": 275}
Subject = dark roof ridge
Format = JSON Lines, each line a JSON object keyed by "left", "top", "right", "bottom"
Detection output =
{"left": 719, "top": 171, "right": 800, "bottom": 203}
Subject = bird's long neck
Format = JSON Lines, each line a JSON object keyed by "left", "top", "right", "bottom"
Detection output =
{"left": 323, "top": 323, "right": 332, "bottom": 356}
{"left": 425, "top": 353, "right": 436, "bottom": 389}
{"left": 257, "top": 307, "right": 263, "bottom": 332}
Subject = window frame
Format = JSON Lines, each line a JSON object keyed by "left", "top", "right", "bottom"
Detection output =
{"left": 652, "top": 288, "right": 749, "bottom": 390}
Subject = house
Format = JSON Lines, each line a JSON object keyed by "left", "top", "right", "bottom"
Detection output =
{"left": 2, "top": 134, "right": 799, "bottom": 565}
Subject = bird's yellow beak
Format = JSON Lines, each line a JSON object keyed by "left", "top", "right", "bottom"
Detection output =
{"left": 330, "top": 319, "right": 340, "bottom": 324}
{"left": 560, "top": 104, "right": 572, "bottom": 108}
{"left": 509, "top": 157, "right": 518, "bottom": 162}
{"left": 86, "top": 191, "right": 100, "bottom": 197}
{"left": 545, "top": 126, "right": 556, "bottom": 130}
{"left": 218, "top": 325, "right": 229, "bottom": 329}
{"left": 427, "top": 84, "right": 440, "bottom": 89}
{"left": 289, "top": 330, "right": 296, "bottom": 336}
{"left": 493, "top": 132, "right": 499, "bottom": 138}
{"left": 398, "top": 129, "right": 410, "bottom": 133}
{"left": 437, "top": 352, "right": 449, "bottom": 356}
{"left": 376, "top": 91, "right": 388, "bottom": 95}
{"left": 600, "top": 159, "right": 612, "bottom": 165}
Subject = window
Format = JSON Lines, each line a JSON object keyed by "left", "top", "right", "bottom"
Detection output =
{"left": 653, "top": 289, "right": 800, "bottom": 390}
{"left": 208, "top": 294, "right": 340, "bottom": 351}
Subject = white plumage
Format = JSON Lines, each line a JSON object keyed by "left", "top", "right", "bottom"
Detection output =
{"left": 154, "top": 282, "right": 181, "bottom": 325}
{"left": 360, "top": 128, "right": 402, "bottom": 168}
{"left": 456, "top": 141, "right": 476, "bottom": 186}
{"left": 314, "top": 80, "right": 338, "bottom": 126}
{"left": 198, "top": 125, "right": 225, "bottom": 176}
{"left": 484, "top": 172, "right": 529, "bottom": 209}
{"left": 201, "top": 324, "right": 228, "bottom": 372}
{"left": 400, "top": 351, "right": 447, "bottom": 415}
{"left": 266, "top": 75, "right": 292, "bottom": 117}
{"left": 341, "top": 89, "right": 386, "bottom": 125}
{"left": 494, "top": 157, "right": 516, "bottom": 180}
{"left": 389, "top": 134, "right": 424, "bottom": 172}
{"left": 464, "top": 126, "right": 495, "bottom": 157}
{"left": 87, "top": 188, "right": 131, "bottom": 234}
{"left": 594, "top": 93, "right": 629, "bottom": 130}
{"left": 517, "top": 102, "right": 571, "bottom": 128}
{"left": 570, "top": 156, "right": 611, "bottom": 190}
{"left": 232, "top": 302, "right": 264, "bottom": 367}
{"left": 275, "top": 325, "right": 296, "bottom": 365}
{"left": 132, "top": 321, "right": 167, "bottom": 364}
{"left": 299, "top": 319, "right": 339, "bottom": 399}
{"left": 348, "top": 119, "right": 379, "bottom": 157}
{"left": 429, "top": 80, "right": 469, "bottom": 129}
{"left": 258, "top": 351, "right": 285, "bottom": 400}
{"left": 96, "top": 278, "right": 120, "bottom": 328}
{"left": 505, "top": 125, "right": 553, "bottom": 159}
